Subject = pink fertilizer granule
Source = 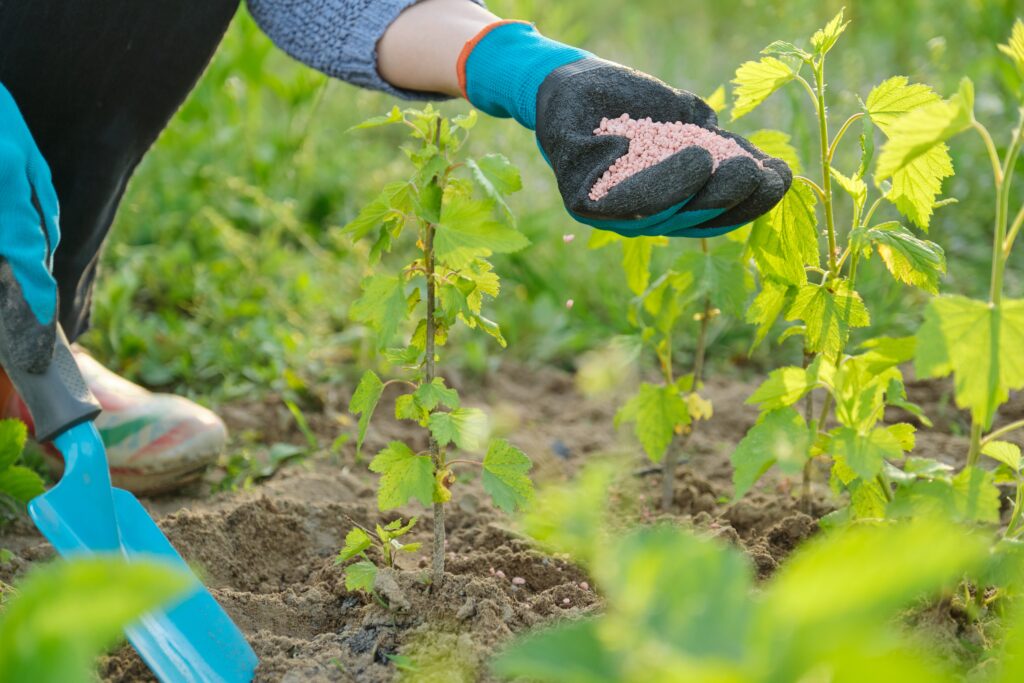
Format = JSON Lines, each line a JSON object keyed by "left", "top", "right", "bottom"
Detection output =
{"left": 588, "top": 114, "right": 760, "bottom": 202}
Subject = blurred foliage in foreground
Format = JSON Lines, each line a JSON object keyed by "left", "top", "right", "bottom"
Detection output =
{"left": 86, "top": 0, "right": 1022, "bottom": 403}
{"left": 491, "top": 464, "right": 1024, "bottom": 682}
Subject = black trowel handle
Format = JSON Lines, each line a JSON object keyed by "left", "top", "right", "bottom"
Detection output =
{"left": 0, "top": 324, "right": 101, "bottom": 442}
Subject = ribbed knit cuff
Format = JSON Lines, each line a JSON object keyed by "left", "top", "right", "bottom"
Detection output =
{"left": 460, "top": 22, "right": 591, "bottom": 129}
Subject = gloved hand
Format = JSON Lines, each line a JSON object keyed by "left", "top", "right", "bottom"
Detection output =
{"left": 458, "top": 21, "right": 791, "bottom": 237}
{"left": 0, "top": 83, "right": 60, "bottom": 373}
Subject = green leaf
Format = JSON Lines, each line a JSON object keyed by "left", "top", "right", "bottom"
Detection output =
{"left": 856, "top": 336, "right": 917, "bottom": 374}
{"left": 998, "top": 18, "right": 1024, "bottom": 79}
{"left": 983, "top": 440, "right": 1022, "bottom": 472}
{"left": 342, "top": 181, "right": 412, "bottom": 242}
{"left": 0, "top": 557, "right": 191, "bottom": 683}
{"left": 0, "top": 419, "right": 27, "bottom": 471}
{"left": 467, "top": 153, "right": 521, "bottom": 224}
{"left": 746, "top": 277, "right": 795, "bottom": 349}
{"left": 492, "top": 618, "right": 616, "bottom": 683}
{"left": 952, "top": 466, "right": 1001, "bottom": 524}
{"left": 747, "top": 130, "right": 803, "bottom": 174}
{"left": 854, "top": 222, "right": 946, "bottom": 292}
{"left": 616, "top": 383, "right": 690, "bottom": 463}
{"left": 787, "top": 282, "right": 870, "bottom": 358}
{"left": 621, "top": 237, "right": 666, "bottom": 296}
{"left": 674, "top": 241, "right": 752, "bottom": 317}
{"left": 427, "top": 407, "right": 488, "bottom": 452}
{"left": 889, "top": 144, "right": 954, "bottom": 231}
{"left": 482, "top": 439, "right": 534, "bottom": 513}
{"left": 0, "top": 466, "right": 44, "bottom": 504}
{"left": 875, "top": 80, "right": 974, "bottom": 179}
{"left": 916, "top": 296, "right": 1024, "bottom": 428}
{"left": 749, "top": 182, "right": 819, "bottom": 287}
{"left": 810, "top": 8, "right": 849, "bottom": 56}
{"left": 348, "top": 370, "right": 384, "bottom": 457}
{"left": 344, "top": 560, "right": 378, "bottom": 593}
{"left": 731, "top": 57, "right": 796, "bottom": 120}
{"left": 761, "top": 40, "right": 811, "bottom": 61}
{"left": 435, "top": 189, "right": 530, "bottom": 269}
{"left": 746, "top": 362, "right": 821, "bottom": 410}
{"left": 830, "top": 167, "right": 867, "bottom": 206}
{"left": 351, "top": 274, "right": 408, "bottom": 348}
{"left": 413, "top": 377, "right": 460, "bottom": 411}
{"left": 394, "top": 394, "right": 425, "bottom": 422}
{"left": 831, "top": 426, "right": 906, "bottom": 481}
{"left": 865, "top": 77, "right": 941, "bottom": 134}
{"left": 369, "top": 442, "right": 435, "bottom": 510}
{"left": 705, "top": 85, "right": 727, "bottom": 114}
{"left": 731, "top": 407, "right": 810, "bottom": 499}
{"left": 337, "top": 527, "right": 373, "bottom": 563}
{"left": 348, "top": 105, "right": 403, "bottom": 131}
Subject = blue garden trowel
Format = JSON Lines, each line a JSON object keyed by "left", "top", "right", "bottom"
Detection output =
{"left": 0, "top": 326, "right": 258, "bottom": 682}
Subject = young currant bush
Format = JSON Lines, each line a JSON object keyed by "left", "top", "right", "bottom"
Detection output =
{"left": 344, "top": 105, "right": 535, "bottom": 587}
{"left": 590, "top": 228, "right": 749, "bottom": 510}
{"left": 335, "top": 517, "right": 420, "bottom": 596}
{"left": 725, "top": 10, "right": 972, "bottom": 519}
{"left": 904, "top": 19, "right": 1024, "bottom": 534}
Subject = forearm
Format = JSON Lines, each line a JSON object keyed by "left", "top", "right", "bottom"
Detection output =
{"left": 377, "top": 0, "right": 499, "bottom": 97}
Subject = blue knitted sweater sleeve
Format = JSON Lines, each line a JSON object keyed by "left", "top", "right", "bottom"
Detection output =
{"left": 245, "top": 0, "right": 486, "bottom": 100}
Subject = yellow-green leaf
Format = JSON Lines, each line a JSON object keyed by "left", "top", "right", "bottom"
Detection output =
{"left": 747, "top": 130, "right": 803, "bottom": 175}
{"left": 888, "top": 144, "right": 954, "bottom": 230}
{"left": 616, "top": 383, "right": 690, "bottom": 463}
{"left": 865, "top": 77, "right": 941, "bottom": 135}
{"left": 786, "top": 283, "right": 870, "bottom": 358}
{"left": 369, "top": 441, "right": 435, "bottom": 510}
{"left": 855, "top": 222, "right": 946, "bottom": 293}
{"left": 482, "top": 439, "right": 534, "bottom": 513}
{"left": 810, "top": 8, "right": 849, "bottom": 56}
{"left": 731, "top": 57, "right": 796, "bottom": 120}
{"left": 731, "top": 407, "right": 810, "bottom": 499}
{"left": 351, "top": 274, "right": 408, "bottom": 348}
{"left": 748, "top": 183, "right": 819, "bottom": 286}
{"left": 983, "top": 440, "right": 1022, "bottom": 472}
{"left": 349, "top": 370, "right": 384, "bottom": 457}
{"left": 428, "top": 407, "right": 488, "bottom": 452}
{"left": 999, "top": 18, "right": 1024, "bottom": 79}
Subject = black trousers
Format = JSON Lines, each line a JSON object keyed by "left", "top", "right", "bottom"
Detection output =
{"left": 0, "top": 0, "right": 240, "bottom": 341}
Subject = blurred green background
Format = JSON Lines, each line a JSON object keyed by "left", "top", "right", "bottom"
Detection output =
{"left": 82, "top": 0, "right": 1024, "bottom": 406}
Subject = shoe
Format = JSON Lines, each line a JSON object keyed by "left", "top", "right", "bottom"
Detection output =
{"left": 0, "top": 347, "right": 227, "bottom": 495}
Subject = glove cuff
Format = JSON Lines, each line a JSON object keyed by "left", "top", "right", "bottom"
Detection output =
{"left": 458, "top": 21, "right": 591, "bottom": 130}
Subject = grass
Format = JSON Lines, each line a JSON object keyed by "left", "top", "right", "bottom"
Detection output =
{"left": 83, "top": 0, "right": 1023, "bottom": 409}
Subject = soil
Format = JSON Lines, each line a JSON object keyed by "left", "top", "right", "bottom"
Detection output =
{"left": 1, "top": 363, "right": 1019, "bottom": 682}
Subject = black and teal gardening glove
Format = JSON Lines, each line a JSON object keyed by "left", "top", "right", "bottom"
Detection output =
{"left": 458, "top": 21, "right": 791, "bottom": 237}
{"left": 0, "top": 83, "right": 60, "bottom": 373}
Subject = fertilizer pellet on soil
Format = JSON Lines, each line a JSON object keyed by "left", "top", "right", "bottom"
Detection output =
{"left": 588, "top": 114, "right": 760, "bottom": 201}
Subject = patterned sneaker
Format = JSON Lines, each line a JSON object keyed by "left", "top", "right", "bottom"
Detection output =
{"left": 0, "top": 347, "right": 227, "bottom": 495}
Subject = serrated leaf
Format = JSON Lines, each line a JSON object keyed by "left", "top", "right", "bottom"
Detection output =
{"left": 810, "top": 9, "right": 849, "bottom": 56}
{"left": 435, "top": 189, "right": 530, "bottom": 269}
{"left": 731, "top": 57, "right": 796, "bottom": 120}
{"left": 0, "top": 419, "right": 27, "bottom": 471}
{"left": 856, "top": 336, "right": 917, "bottom": 373}
{"left": 749, "top": 182, "right": 819, "bottom": 286}
{"left": 747, "top": 363, "right": 820, "bottom": 410}
{"left": 621, "top": 237, "right": 667, "bottom": 296}
{"left": 0, "top": 558, "right": 192, "bottom": 683}
{"left": 786, "top": 282, "right": 870, "bottom": 358}
{"left": 467, "top": 153, "right": 521, "bottom": 225}
{"left": 616, "top": 383, "right": 690, "bottom": 463}
{"left": 395, "top": 393, "right": 425, "bottom": 422}
{"left": 952, "top": 466, "right": 1001, "bottom": 524}
{"left": 999, "top": 19, "right": 1024, "bottom": 79}
{"left": 731, "top": 407, "right": 810, "bottom": 499}
{"left": 351, "top": 274, "right": 408, "bottom": 348}
{"left": 747, "top": 130, "right": 803, "bottom": 175}
{"left": 674, "top": 241, "right": 752, "bottom": 316}
{"left": 865, "top": 77, "right": 941, "bottom": 135}
{"left": 0, "top": 466, "right": 44, "bottom": 503}
{"left": 349, "top": 370, "right": 384, "bottom": 457}
{"left": 831, "top": 426, "right": 906, "bottom": 481}
{"left": 348, "top": 105, "right": 402, "bottom": 131}
{"left": 342, "top": 182, "right": 412, "bottom": 242}
{"left": 761, "top": 40, "right": 812, "bottom": 61}
{"left": 916, "top": 296, "right": 1024, "bottom": 428}
{"left": 889, "top": 144, "right": 954, "bottom": 231}
{"left": 369, "top": 441, "right": 434, "bottom": 510}
{"left": 428, "top": 407, "right": 488, "bottom": 452}
{"left": 345, "top": 560, "right": 378, "bottom": 593}
{"left": 983, "top": 440, "right": 1022, "bottom": 472}
{"left": 746, "top": 277, "right": 795, "bottom": 349}
{"left": 337, "top": 528, "right": 373, "bottom": 563}
{"left": 830, "top": 167, "right": 867, "bottom": 206}
{"left": 875, "top": 81, "right": 973, "bottom": 179}
{"left": 482, "top": 439, "right": 534, "bottom": 513}
{"left": 414, "top": 377, "right": 460, "bottom": 411}
{"left": 854, "top": 222, "right": 946, "bottom": 292}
